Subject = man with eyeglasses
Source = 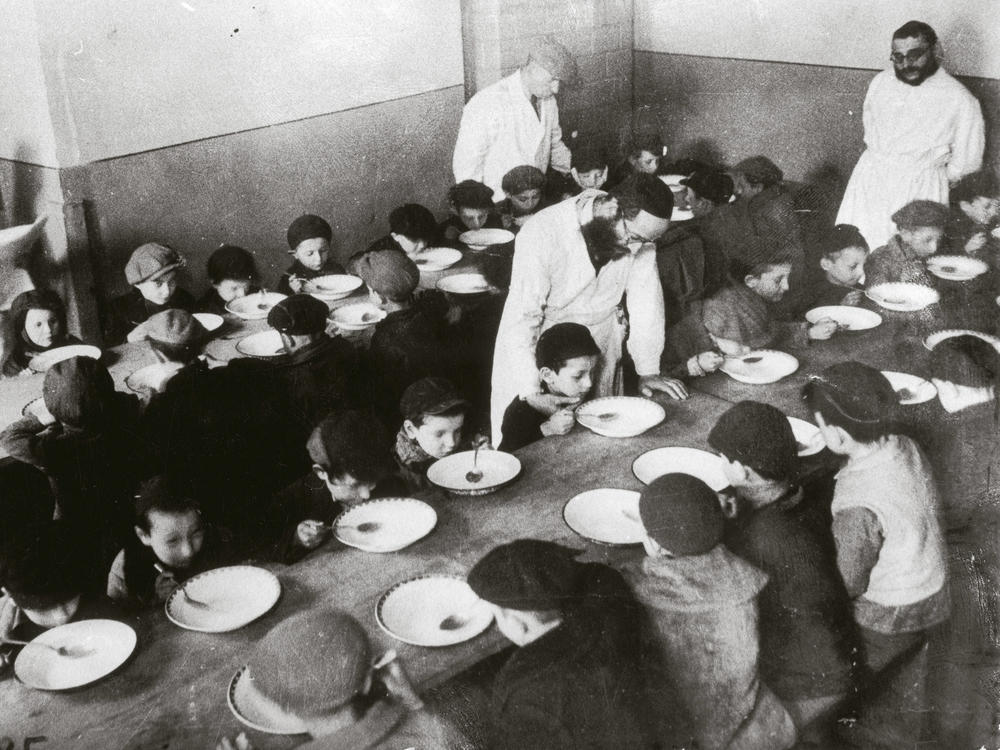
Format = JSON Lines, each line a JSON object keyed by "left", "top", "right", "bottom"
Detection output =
{"left": 836, "top": 20, "right": 984, "bottom": 250}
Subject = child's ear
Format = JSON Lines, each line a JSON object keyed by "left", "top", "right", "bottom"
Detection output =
{"left": 135, "top": 525, "right": 152, "bottom": 546}
{"left": 744, "top": 274, "right": 759, "bottom": 288}
{"left": 538, "top": 366, "right": 556, "bottom": 387}
{"left": 402, "top": 419, "right": 418, "bottom": 439}
{"left": 312, "top": 464, "right": 329, "bottom": 483}
{"left": 819, "top": 256, "right": 833, "bottom": 272}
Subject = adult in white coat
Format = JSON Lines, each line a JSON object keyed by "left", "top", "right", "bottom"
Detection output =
{"left": 836, "top": 20, "right": 984, "bottom": 249}
{"left": 490, "top": 175, "right": 688, "bottom": 445}
{"left": 453, "top": 36, "right": 575, "bottom": 202}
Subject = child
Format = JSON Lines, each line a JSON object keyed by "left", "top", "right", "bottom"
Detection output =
{"left": 626, "top": 473, "right": 797, "bottom": 750}
{"left": 394, "top": 377, "right": 467, "bottom": 491}
{"left": 708, "top": 401, "right": 857, "bottom": 740}
{"left": 808, "top": 224, "right": 869, "bottom": 307}
{"left": 439, "top": 180, "right": 503, "bottom": 245}
{"left": 947, "top": 171, "right": 999, "bottom": 257}
{"left": 864, "top": 199, "right": 948, "bottom": 287}
{"left": 803, "top": 362, "right": 949, "bottom": 747}
{"left": 107, "top": 475, "right": 229, "bottom": 606}
{"left": 498, "top": 323, "right": 598, "bottom": 452}
{"left": 349, "top": 204, "right": 439, "bottom": 268}
{"left": 468, "top": 539, "right": 654, "bottom": 750}
{"left": 278, "top": 214, "right": 346, "bottom": 295}
{"left": 197, "top": 244, "right": 260, "bottom": 315}
{"left": 607, "top": 133, "right": 664, "bottom": 189}
{"left": 129, "top": 309, "right": 211, "bottom": 398}
{"left": 2, "top": 289, "right": 83, "bottom": 377}
{"left": 264, "top": 410, "right": 406, "bottom": 563}
{"left": 104, "top": 243, "right": 195, "bottom": 346}
{"left": 498, "top": 165, "right": 545, "bottom": 231}
{"left": 570, "top": 142, "right": 609, "bottom": 192}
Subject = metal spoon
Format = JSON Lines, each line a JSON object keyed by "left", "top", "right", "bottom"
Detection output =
{"left": 896, "top": 387, "right": 915, "bottom": 402}
{"left": 256, "top": 288, "right": 269, "bottom": 311}
{"left": 2, "top": 639, "right": 91, "bottom": 658}
{"left": 465, "top": 444, "right": 484, "bottom": 483}
{"left": 337, "top": 521, "right": 381, "bottom": 533}
{"left": 154, "top": 563, "right": 210, "bottom": 609}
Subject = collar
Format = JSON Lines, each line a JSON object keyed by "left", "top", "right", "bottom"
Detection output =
{"left": 394, "top": 427, "right": 434, "bottom": 466}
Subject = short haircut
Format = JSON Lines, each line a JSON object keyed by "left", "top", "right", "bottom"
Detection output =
{"left": 0, "top": 521, "right": 88, "bottom": 606}
{"left": 535, "top": 322, "right": 600, "bottom": 371}
{"left": 573, "top": 143, "right": 609, "bottom": 173}
{"left": 820, "top": 224, "right": 869, "bottom": 260}
{"left": 612, "top": 173, "right": 673, "bottom": 220}
{"left": 134, "top": 475, "right": 202, "bottom": 533}
{"left": 626, "top": 133, "right": 663, "bottom": 159}
{"left": 729, "top": 248, "right": 797, "bottom": 282}
{"left": 801, "top": 365, "right": 896, "bottom": 443}
{"left": 448, "top": 180, "right": 495, "bottom": 210}
{"left": 388, "top": 204, "right": 437, "bottom": 243}
{"left": 207, "top": 244, "right": 258, "bottom": 285}
{"left": 893, "top": 20, "right": 937, "bottom": 47}
{"left": 306, "top": 410, "right": 393, "bottom": 483}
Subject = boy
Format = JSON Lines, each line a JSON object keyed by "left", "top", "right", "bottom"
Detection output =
{"left": 104, "top": 243, "right": 195, "bottom": 346}
{"left": 498, "top": 165, "right": 545, "bottom": 231}
{"left": 145, "top": 308, "right": 209, "bottom": 365}
{"left": 349, "top": 204, "right": 439, "bottom": 268}
{"left": 947, "top": 170, "right": 999, "bottom": 257}
{"left": 107, "top": 475, "right": 229, "bottom": 606}
{"left": 439, "top": 180, "right": 503, "bottom": 245}
{"left": 570, "top": 142, "right": 609, "bottom": 192}
{"left": 468, "top": 539, "right": 654, "bottom": 750}
{"left": 808, "top": 224, "right": 869, "bottom": 307}
{"left": 264, "top": 411, "right": 406, "bottom": 563}
{"left": 708, "top": 401, "right": 857, "bottom": 740}
{"left": 3, "top": 289, "right": 84, "bottom": 377}
{"left": 607, "top": 133, "right": 664, "bottom": 189}
{"left": 803, "top": 362, "right": 949, "bottom": 747}
{"left": 278, "top": 214, "right": 346, "bottom": 295}
{"left": 394, "top": 377, "right": 468, "bottom": 492}
{"left": 498, "top": 323, "right": 598, "bottom": 452}
{"left": 626, "top": 473, "right": 796, "bottom": 750}
{"left": 864, "top": 199, "right": 948, "bottom": 287}
{"left": 197, "top": 244, "right": 259, "bottom": 315}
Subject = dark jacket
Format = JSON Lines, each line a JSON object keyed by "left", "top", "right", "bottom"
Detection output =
{"left": 438, "top": 213, "right": 504, "bottom": 247}
{"left": 102, "top": 287, "right": 195, "bottom": 347}
{"left": 803, "top": 274, "right": 863, "bottom": 309}
{"left": 655, "top": 220, "right": 726, "bottom": 326}
{"left": 498, "top": 397, "right": 547, "bottom": 453}
{"left": 346, "top": 234, "right": 406, "bottom": 273}
{"left": 276, "top": 259, "right": 347, "bottom": 296}
{"left": 2, "top": 289, "right": 83, "bottom": 376}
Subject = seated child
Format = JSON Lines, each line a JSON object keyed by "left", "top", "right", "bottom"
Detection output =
{"left": 468, "top": 539, "right": 654, "bottom": 750}
{"left": 570, "top": 142, "right": 609, "bottom": 192}
{"left": 197, "top": 244, "right": 259, "bottom": 314}
{"left": 498, "top": 323, "right": 598, "bottom": 452}
{"left": 803, "top": 362, "right": 949, "bottom": 747}
{"left": 439, "top": 180, "right": 503, "bottom": 245}
{"left": 107, "top": 475, "right": 229, "bottom": 606}
{"left": 349, "top": 204, "right": 439, "bottom": 269}
{"left": 808, "top": 224, "right": 868, "bottom": 307}
{"left": 131, "top": 309, "right": 212, "bottom": 398}
{"left": 498, "top": 165, "right": 545, "bottom": 231}
{"left": 0, "top": 458, "right": 55, "bottom": 551}
{"left": 265, "top": 410, "right": 406, "bottom": 563}
{"left": 278, "top": 214, "right": 346, "bottom": 295}
{"left": 864, "top": 200, "right": 947, "bottom": 288}
{"left": 2, "top": 289, "right": 83, "bottom": 377}
{"left": 214, "top": 610, "right": 469, "bottom": 750}
{"left": 709, "top": 401, "right": 856, "bottom": 739}
{"left": 607, "top": 133, "right": 664, "bottom": 189}
{"left": 394, "top": 377, "right": 467, "bottom": 492}
{"left": 947, "top": 171, "right": 999, "bottom": 257}
{"left": 625, "top": 473, "right": 796, "bottom": 750}
{"left": 541, "top": 169, "right": 581, "bottom": 208}
{"left": 103, "top": 243, "right": 195, "bottom": 346}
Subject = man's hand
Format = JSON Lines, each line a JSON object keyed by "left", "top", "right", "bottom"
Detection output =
{"left": 639, "top": 374, "right": 688, "bottom": 400}
{"left": 524, "top": 393, "right": 581, "bottom": 417}
{"left": 376, "top": 651, "right": 424, "bottom": 711}
{"left": 808, "top": 318, "right": 839, "bottom": 341}
{"left": 696, "top": 351, "right": 724, "bottom": 373}
{"left": 540, "top": 408, "right": 575, "bottom": 437}
{"left": 295, "top": 520, "right": 329, "bottom": 549}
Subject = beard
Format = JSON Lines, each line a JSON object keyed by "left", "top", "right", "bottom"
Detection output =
{"left": 581, "top": 215, "right": 630, "bottom": 272}
{"left": 894, "top": 56, "right": 939, "bottom": 86}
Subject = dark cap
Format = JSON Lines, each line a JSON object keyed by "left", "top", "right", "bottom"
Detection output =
{"left": 535, "top": 322, "right": 600, "bottom": 370}
{"left": 929, "top": 334, "right": 1000, "bottom": 388}
{"left": 527, "top": 35, "right": 578, "bottom": 83}
{"left": 287, "top": 214, "right": 333, "bottom": 251}
{"left": 145, "top": 309, "right": 208, "bottom": 346}
{"left": 639, "top": 473, "right": 724, "bottom": 556}
{"left": 612, "top": 173, "right": 674, "bottom": 220}
{"left": 449, "top": 180, "right": 495, "bottom": 210}
{"left": 681, "top": 170, "right": 734, "bottom": 205}
{"left": 400, "top": 377, "right": 468, "bottom": 421}
{"left": 267, "top": 294, "right": 329, "bottom": 335}
{"left": 125, "top": 243, "right": 185, "bottom": 285}
{"left": 951, "top": 172, "right": 999, "bottom": 205}
{"left": 502, "top": 165, "right": 546, "bottom": 195}
{"left": 820, "top": 224, "right": 869, "bottom": 258}
{"left": 207, "top": 244, "right": 257, "bottom": 284}
{"left": 708, "top": 401, "right": 798, "bottom": 480}
{"left": 43, "top": 356, "right": 115, "bottom": 429}
{"left": 353, "top": 248, "right": 419, "bottom": 301}
{"left": 807, "top": 361, "right": 897, "bottom": 423}
{"left": 389, "top": 204, "right": 438, "bottom": 243}
{"left": 468, "top": 539, "right": 584, "bottom": 611}
{"left": 734, "top": 156, "right": 783, "bottom": 188}
{"left": 891, "top": 200, "right": 949, "bottom": 229}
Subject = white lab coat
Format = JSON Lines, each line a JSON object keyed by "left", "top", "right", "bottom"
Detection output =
{"left": 453, "top": 71, "right": 572, "bottom": 201}
{"left": 490, "top": 191, "right": 666, "bottom": 444}
{"left": 836, "top": 67, "right": 984, "bottom": 249}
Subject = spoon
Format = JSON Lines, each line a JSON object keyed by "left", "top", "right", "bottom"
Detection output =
{"left": 439, "top": 613, "right": 470, "bottom": 631}
{"left": 336, "top": 521, "right": 381, "bottom": 533}
{"left": 621, "top": 507, "right": 641, "bottom": 524}
{"left": 2, "top": 639, "right": 91, "bottom": 658}
{"left": 154, "top": 563, "right": 210, "bottom": 609}
{"left": 256, "top": 288, "right": 269, "bottom": 311}
{"left": 465, "top": 444, "right": 484, "bottom": 483}
{"left": 896, "top": 387, "right": 915, "bottom": 402}
{"left": 590, "top": 412, "right": 619, "bottom": 421}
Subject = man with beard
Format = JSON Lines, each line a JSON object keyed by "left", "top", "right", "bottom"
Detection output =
{"left": 489, "top": 174, "right": 687, "bottom": 445}
{"left": 836, "top": 20, "right": 984, "bottom": 249}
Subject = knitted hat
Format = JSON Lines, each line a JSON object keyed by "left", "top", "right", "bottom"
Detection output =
{"left": 43, "top": 356, "right": 115, "bottom": 429}
{"left": 502, "top": 165, "right": 546, "bottom": 195}
{"left": 708, "top": 401, "right": 798, "bottom": 480}
{"left": 535, "top": 323, "right": 600, "bottom": 370}
{"left": 286, "top": 215, "right": 332, "bottom": 251}
{"left": 353, "top": 248, "right": 419, "bottom": 301}
{"left": 145, "top": 309, "right": 208, "bottom": 346}
{"left": 891, "top": 200, "right": 949, "bottom": 229}
{"left": 639, "top": 473, "right": 724, "bottom": 556}
{"left": 612, "top": 173, "right": 674, "bottom": 220}
{"left": 468, "top": 539, "right": 584, "bottom": 611}
{"left": 734, "top": 156, "right": 783, "bottom": 187}
{"left": 400, "top": 377, "right": 468, "bottom": 421}
{"left": 527, "top": 35, "right": 578, "bottom": 83}
{"left": 206, "top": 244, "right": 257, "bottom": 284}
{"left": 248, "top": 610, "right": 372, "bottom": 718}
{"left": 929, "top": 335, "right": 1000, "bottom": 388}
{"left": 951, "top": 171, "right": 999, "bottom": 205}
{"left": 449, "top": 180, "right": 495, "bottom": 210}
{"left": 267, "top": 294, "right": 329, "bottom": 336}
{"left": 808, "top": 361, "right": 897, "bottom": 423}
{"left": 681, "top": 170, "right": 735, "bottom": 205}
{"left": 388, "top": 204, "right": 438, "bottom": 243}
{"left": 125, "top": 243, "right": 185, "bottom": 285}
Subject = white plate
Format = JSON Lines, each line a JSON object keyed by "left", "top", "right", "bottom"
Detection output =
{"left": 225, "top": 292, "right": 287, "bottom": 320}
{"left": 787, "top": 417, "right": 824, "bottom": 457}
{"left": 14, "top": 619, "right": 136, "bottom": 690}
{"left": 719, "top": 350, "right": 799, "bottom": 384}
{"left": 329, "top": 302, "right": 387, "bottom": 331}
{"left": 632, "top": 446, "right": 728, "bottom": 490}
{"left": 575, "top": 397, "right": 666, "bottom": 438}
{"left": 228, "top": 665, "right": 308, "bottom": 735}
{"left": 302, "top": 274, "right": 363, "bottom": 301}
{"left": 436, "top": 273, "right": 490, "bottom": 295}
{"left": 804, "top": 305, "right": 882, "bottom": 331}
{"left": 659, "top": 174, "right": 686, "bottom": 188}
{"left": 925, "top": 255, "right": 989, "bottom": 282}
{"left": 426, "top": 449, "right": 521, "bottom": 496}
{"left": 28, "top": 345, "right": 102, "bottom": 373}
{"left": 458, "top": 228, "right": 514, "bottom": 250}
{"left": 236, "top": 330, "right": 286, "bottom": 358}
{"left": 376, "top": 575, "right": 493, "bottom": 647}
{"left": 22, "top": 397, "right": 53, "bottom": 423}
{"left": 165, "top": 565, "right": 281, "bottom": 633}
{"left": 413, "top": 247, "right": 463, "bottom": 272}
{"left": 125, "top": 362, "right": 185, "bottom": 394}
{"left": 865, "top": 282, "right": 939, "bottom": 312}
{"left": 563, "top": 488, "right": 643, "bottom": 546}
{"left": 334, "top": 498, "right": 437, "bottom": 553}
{"left": 671, "top": 207, "right": 694, "bottom": 222}
{"left": 923, "top": 329, "right": 1000, "bottom": 354}
{"left": 881, "top": 371, "right": 937, "bottom": 405}
{"left": 192, "top": 312, "right": 224, "bottom": 332}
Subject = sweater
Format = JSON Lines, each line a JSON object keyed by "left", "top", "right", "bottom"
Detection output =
{"left": 497, "top": 396, "right": 548, "bottom": 453}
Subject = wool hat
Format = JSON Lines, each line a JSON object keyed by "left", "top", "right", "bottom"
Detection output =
{"left": 502, "top": 165, "right": 546, "bottom": 195}
{"left": 891, "top": 200, "right": 949, "bottom": 229}
{"left": 527, "top": 35, "right": 578, "bottom": 83}
{"left": 708, "top": 401, "right": 798, "bottom": 480}
{"left": 468, "top": 539, "right": 584, "bottom": 611}
{"left": 681, "top": 170, "right": 735, "bottom": 205}
{"left": 639, "top": 473, "right": 724, "bottom": 556}
{"left": 400, "top": 377, "right": 468, "bottom": 421}
{"left": 388, "top": 204, "right": 438, "bottom": 243}
{"left": 206, "top": 244, "right": 257, "bottom": 284}
{"left": 535, "top": 322, "right": 600, "bottom": 370}
{"left": 733, "top": 156, "right": 783, "bottom": 188}
{"left": 807, "top": 361, "right": 897, "bottom": 422}
{"left": 248, "top": 610, "right": 372, "bottom": 718}
{"left": 612, "top": 173, "right": 674, "bottom": 220}
{"left": 929, "top": 335, "right": 1000, "bottom": 388}
{"left": 125, "top": 243, "right": 185, "bottom": 285}
{"left": 951, "top": 171, "right": 999, "bottom": 205}
{"left": 449, "top": 180, "right": 495, "bottom": 210}
{"left": 43, "top": 356, "right": 115, "bottom": 429}
{"left": 286, "top": 215, "right": 332, "bottom": 251}
{"left": 267, "top": 294, "right": 329, "bottom": 336}
{"left": 145, "top": 309, "right": 208, "bottom": 346}
{"left": 353, "top": 248, "right": 419, "bottom": 301}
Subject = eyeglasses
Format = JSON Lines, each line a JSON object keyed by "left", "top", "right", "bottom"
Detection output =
{"left": 890, "top": 48, "right": 929, "bottom": 65}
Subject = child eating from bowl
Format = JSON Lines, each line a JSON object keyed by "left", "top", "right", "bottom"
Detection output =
{"left": 808, "top": 224, "right": 869, "bottom": 307}
{"left": 394, "top": 377, "right": 468, "bottom": 492}
{"left": 278, "top": 214, "right": 346, "bottom": 296}
{"left": 198, "top": 244, "right": 260, "bottom": 315}
{"left": 350, "top": 204, "right": 440, "bottom": 269}
{"left": 864, "top": 200, "right": 947, "bottom": 288}
{"left": 2, "top": 289, "right": 83, "bottom": 377}
{"left": 439, "top": 179, "right": 503, "bottom": 245}
{"left": 499, "top": 165, "right": 545, "bottom": 231}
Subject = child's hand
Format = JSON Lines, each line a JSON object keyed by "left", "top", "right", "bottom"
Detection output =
{"left": 376, "top": 651, "right": 423, "bottom": 710}
{"left": 154, "top": 570, "right": 178, "bottom": 602}
{"left": 808, "top": 319, "right": 839, "bottom": 340}
{"left": 126, "top": 323, "right": 148, "bottom": 343}
{"left": 216, "top": 732, "right": 254, "bottom": 750}
{"left": 965, "top": 232, "right": 988, "bottom": 253}
{"left": 991, "top": 226, "right": 1000, "bottom": 240}
{"left": 841, "top": 289, "right": 864, "bottom": 306}
{"left": 288, "top": 275, "right": 306, "bottom": 293}
{"left": 541, "top": 408, "right": 575, "bottom": 437}
{"left": 445, "top": 304, "right": 463, "bottom": 325}
{"left": 295, "top": 520, "right": 329, "bottom": 549}
{"left": 525, "top": 393, "right": 580, "bottom": 416}
{"left": 697, "top": 351, "right": 724, "bottom": 373}
{"left": 717, "top": 490, "right": 739, "bottom": 520}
